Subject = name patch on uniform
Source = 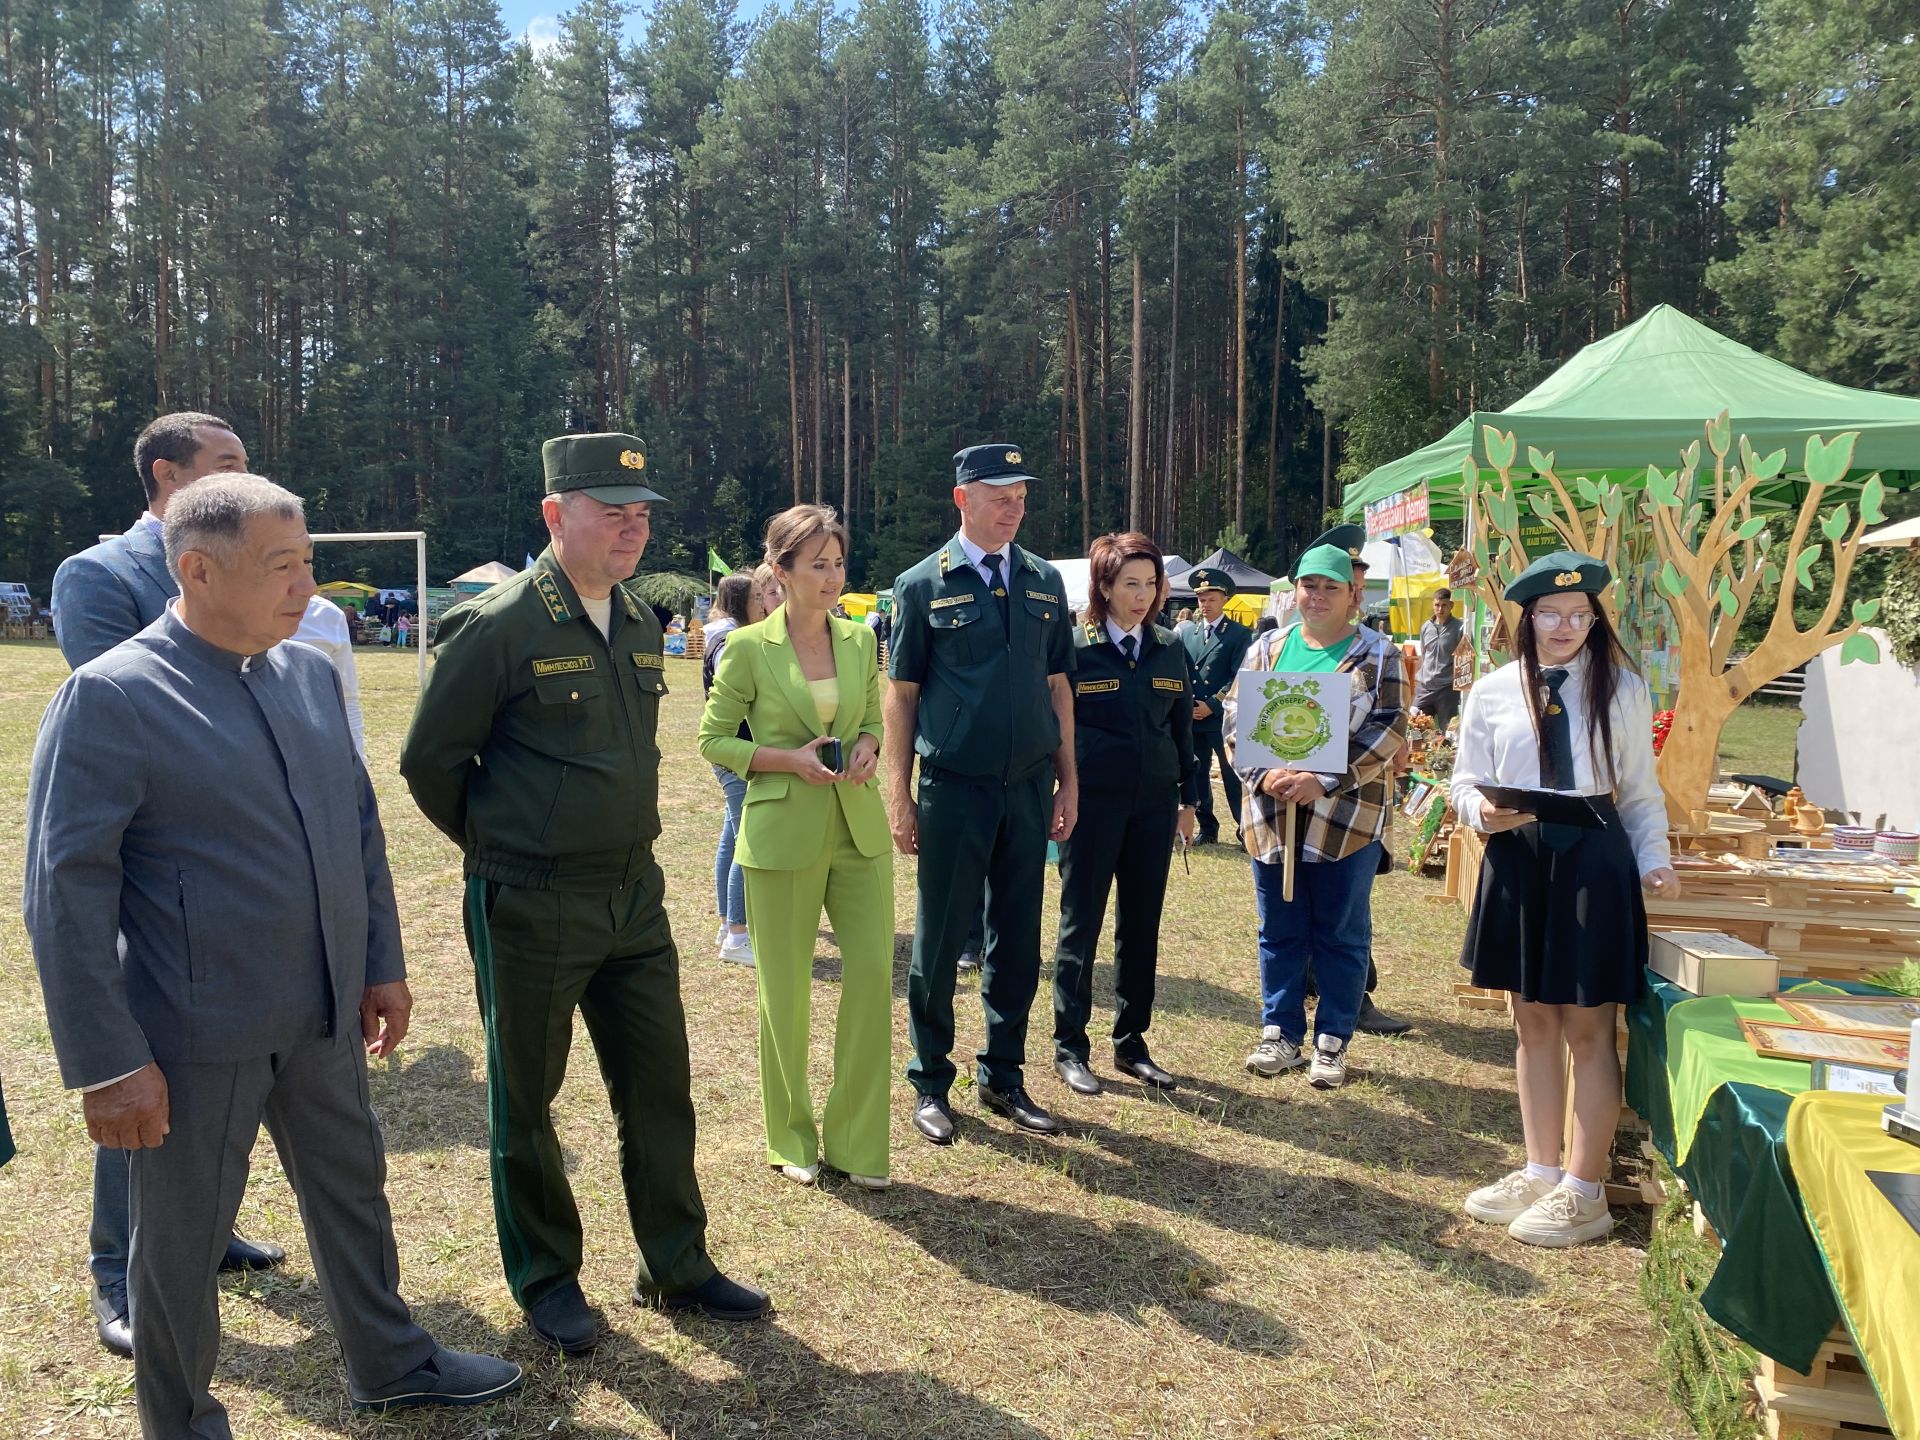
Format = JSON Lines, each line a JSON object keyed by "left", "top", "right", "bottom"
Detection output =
{"left": 1152, "top": 677, "right": 1185, "bottom": 692}
{"left": 632, "top": 651, "right": 664, "bottom": 670}
{"left": 1026, "top": 590, "right": 1058, "bottom": 602}
{"left": 1076, "top": 679, "right": 1121, "bottom": 695}
{"left": 532, "top": 655, "right": 595, "bottom": 677}
{"left": 929, "top": 594, "right": 972, "bottom": 610}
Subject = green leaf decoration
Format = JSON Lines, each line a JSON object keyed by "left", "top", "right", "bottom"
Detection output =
{"left": 1803, "top": 431, "right": 1860, "bottom": 486}
{"left": 1735, "top": 516, "right": 1767, "bottom": 541}
{"left": 1576, "top": 476, "right": 1600, "bottom": 505}
{"left": 1706, "top": 411, "right": 1732, "bottom": 457}
{"left": 1657, "top": 562, "right": 1688, "bottom": 598}
{"left": 1526, "top": 446, "right": 1554, "bottom": 476}
{"left": 1684, "top": 502, "right": 1704, "bottom": 537}
{"left": 1820, "top": 503, "right": 1851, "bottom": 542}
{"left": 1483, "top": 426, "right": 1517, "bottom": 472}
{"left": 1794, "top": 543, "right": 1823, "bottom": 590}
{"left": 1683, "top": 440, "right": 1701, "bottom": 473}
{"left": 1762, "top": 563, "right": 1781, "bottom": 588}
{"left": 1716, "top": 577, "right": 1737, "bottom": 615}
{"left": 1528, "top": 491, "right": 1557, "bottom": 520}
{"left": 1645, "top": 464, "right": 1680, "bottom": 507}
{"left": 1461, "top": 457, "right": 1480, "bottom": 493}
{"left": 1492, "top": 494, "right": 1519, "bottom": 533}
{"left": 1739, "top": 435, "right": 1757, "bottom": 474}
{"left": 1840, "top": 631, "right": 1881, "bottom": 666}
{"left": 1753, "top": 448, "right": 1787, "bottom": 482}
{"left": 1602, "top": 486, "right": 1625, "bottom": 519}
{"left": 1861, "top": 474, "right": 1886, "bottom": 525}
{"left": 1853, "top": 597, "right": 1882, "bottom": 623}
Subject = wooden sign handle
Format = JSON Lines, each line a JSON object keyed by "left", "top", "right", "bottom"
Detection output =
{"left": 1283, "top": 802, "right": 1297, "bottom": 902}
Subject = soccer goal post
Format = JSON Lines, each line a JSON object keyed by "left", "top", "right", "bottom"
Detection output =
{"left": 312, "top": 531, "right": 429, "bottom": 684}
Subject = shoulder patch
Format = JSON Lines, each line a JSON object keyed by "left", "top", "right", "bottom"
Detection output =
{"left": 1076, "top": 678, "right": 1122, "bottom": 695}
{"left": 632, "top": 651, "right": 664, "bottom": 670}
{"left": 1083, "top": 621, "right": 1101, "bottom": 645}
{"left": 534, "top": 571, "right": 571, "bottom": 624}
{"left": 1152, "top": 676, "right": 1185, "bottom": 692}
{"left": 532, "top": 655, "right": 595, "bottom": 677}
{"left": 619, "top": 587, "right": 641, "bottom": 619}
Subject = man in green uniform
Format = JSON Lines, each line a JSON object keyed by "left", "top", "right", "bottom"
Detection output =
{"left": 400, "top": 433, "right": 769, "bottom": 1356}
{"left": 884, "top": 443, "right": 1078, "bottom": 1145}
{"left": 1181, "top": 567, "right": 1253, "bottom": 844}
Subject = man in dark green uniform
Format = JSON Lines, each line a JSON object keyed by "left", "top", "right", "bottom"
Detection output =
{"left": 884, "top": 443, "right": 1077, "bottom": 1144}
{"left": 1181, "top": 567, "right": 1253, "bottom": 845}
{"left": 400, "top": 433, "right": 769, "bottom": 1356}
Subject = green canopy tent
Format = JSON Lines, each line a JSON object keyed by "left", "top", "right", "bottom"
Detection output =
{"left": 1342, "top": 305, "right": 1920, "bottom": 520}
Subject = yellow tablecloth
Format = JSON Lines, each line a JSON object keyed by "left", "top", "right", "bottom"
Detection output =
{"left": 1786, "top": 1091, "right": 1920, "bottom": 1440}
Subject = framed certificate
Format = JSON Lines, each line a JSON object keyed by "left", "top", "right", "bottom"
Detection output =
{"left": 1740, "top": 1019, "right": 1911, "bottom": 1069}
{"left": 1773, "top": 994, "right": 1920, "bottom": 1035}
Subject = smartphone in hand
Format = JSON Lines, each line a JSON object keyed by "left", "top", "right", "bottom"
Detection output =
{"left": 820, "top": 737, "right": 845, "bottom": 774}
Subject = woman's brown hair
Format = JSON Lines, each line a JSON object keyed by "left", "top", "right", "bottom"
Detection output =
{"left": 711, "top": 572, "right": 756, "bottom": 627}
{"left": 763, "top": 503, "right": 849, "bottom": 574}
{"left": 1085, "top": 531, "right": 1166, "bottom": 628}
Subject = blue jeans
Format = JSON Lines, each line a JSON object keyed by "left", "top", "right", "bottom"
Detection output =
{"left": 712, "top": 765, "right": 748, "bottom": 926}
{"left": 1252, "top": 840, "right": 1380, "bottom": 1044}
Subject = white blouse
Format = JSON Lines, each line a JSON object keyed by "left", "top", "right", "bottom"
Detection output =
{"left": 1450, "top": 652, "right": 1672, "bottom": 877}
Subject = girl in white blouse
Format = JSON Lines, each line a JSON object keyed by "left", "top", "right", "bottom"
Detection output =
{"left": 1450, "top": 550, "right": 1679, "bottom": 1249}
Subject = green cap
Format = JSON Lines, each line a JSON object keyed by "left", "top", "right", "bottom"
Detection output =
{"left": 1296, "top": 544, "right": 1355, "bottom": 583}
{"left": 954, "top": 443, "right": 1036, "bottom": 487}
{"left": 1305, "top": 522, "right": 1368, "bottom": 570}
{"left": 1187, "top": 567, "right": 1233, "bottom": 595}
{"left": 542, "top": 432, "right": 667, "bottom": 504}
{"left": 1504, "top": 549, "right": 1611, "bottom": 604}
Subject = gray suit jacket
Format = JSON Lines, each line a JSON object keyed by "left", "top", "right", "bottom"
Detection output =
{"left": 24, "top": 610, "right": 406, "bottom": 1089}
{"left": 52, "top": 520, "right": 178, "bottom": 669}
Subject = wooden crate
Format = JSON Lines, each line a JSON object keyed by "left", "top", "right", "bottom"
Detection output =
{"left": 1754, "top": 1329, "right": 1893, "bottom": 1439}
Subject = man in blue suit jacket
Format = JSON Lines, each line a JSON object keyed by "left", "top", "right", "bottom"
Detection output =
{"left": 47, "top": 412, "right": 282, "bottom": 1359}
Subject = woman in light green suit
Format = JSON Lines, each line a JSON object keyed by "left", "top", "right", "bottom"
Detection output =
{"left": 698, "top": 505, "right": 894, "bottom": 1189}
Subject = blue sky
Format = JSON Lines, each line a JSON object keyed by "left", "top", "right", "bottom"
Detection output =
{"left": 494, "top": 0, "right": 779, "bottom": 50}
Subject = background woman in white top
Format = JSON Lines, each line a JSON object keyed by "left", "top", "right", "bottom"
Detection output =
{"left": 1450, "top": 550, "right": 1679, "bottom": 1249}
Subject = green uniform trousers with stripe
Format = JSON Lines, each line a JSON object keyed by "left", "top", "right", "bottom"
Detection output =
{"left": 464, "top": 873, "right": 715, "bottom": 1307}
{"left": 742, "top": 807, "right": 894, "bottom": 1178}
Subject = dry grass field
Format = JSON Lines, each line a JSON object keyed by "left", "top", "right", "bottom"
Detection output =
{"left": 0, "top": 643, "right": 1692, "bottom": 1439}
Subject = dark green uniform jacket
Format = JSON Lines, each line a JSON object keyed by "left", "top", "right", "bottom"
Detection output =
{"left": 1071, "top": 622, "right": 1202, "bottom": 808}
{"left": 400, "top": 548, "right": 670, "bottom": 892}
{"left": 1182, "top": 614, "right": 1252, "bottom": 735}
{"left": 888, "top": 535, "right": 1074, "bottom": 780}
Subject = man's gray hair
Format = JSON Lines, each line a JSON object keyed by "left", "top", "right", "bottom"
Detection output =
{"left": 164, "top": 473, "right": 306, "bottom": 578}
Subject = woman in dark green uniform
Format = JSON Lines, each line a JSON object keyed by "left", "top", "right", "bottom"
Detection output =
{"left": 1051, "top": 532, "right": 1200, "bottom": 1095}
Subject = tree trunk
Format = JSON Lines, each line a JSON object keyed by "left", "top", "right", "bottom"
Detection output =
{"left": 1068, "top": 284, "right": 1091, "bottom": 553}
{"left": 1128, "top": 246, "right": 1146, "bottom": 531}
{"left": 842, "top": 337, "right": 853, "bottom": 521}
{"left": 783, "top": 263, "right": 802, "bottom": 503}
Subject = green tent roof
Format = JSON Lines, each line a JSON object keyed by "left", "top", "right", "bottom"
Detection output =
{"left": 1342, "top": 305, "right": 1920, "bottom": 520}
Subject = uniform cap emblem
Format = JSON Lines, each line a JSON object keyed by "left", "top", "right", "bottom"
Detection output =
{"left": 620, "top": 449, "right": 646, "bottom": 470}
{"left": 1005, "top": 450, "right": 1021, "bottom": 465}
{"left": 1553, "top": 569, "right": 1581, "bottom": 587}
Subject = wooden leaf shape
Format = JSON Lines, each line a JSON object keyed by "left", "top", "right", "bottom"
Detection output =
{"left": 1735, "top": 516, "right": 1767, "bottom": 541}
{"left": 1853, "top": 597, "right": 1882, "bottom": 623}
{"left": 1706, "top": 411, "right": 1732, "bottom": 457}
{"left": 1862, "top": 474, "right": 1886, "bottom": 525}
{"left": 1462, "top": 456, "right": 1480, "bottom": 493}
{"left": 1658, "top": 562, "right": 1688, "bottom": 598}
{"left": 1716, "top": 577, "right": 1737, "bottom": 615}
{"left": 1527, "top": 446, "right": 1554, "bottom": 475}
{"left": 1683, "top": 440, "right": 1701, "bottom": 472}
{"left": 1820, "top": 503, "right": 1851, "bottom": 542}
{"left": 1603, "top": 486, "right": 1625, "bottom": 519}
{"left": 1840, "top": 631, "right": 1882, "bottom": 666}
{"left": 1739, "top": 435, "right": 1757, "bottom": 473}
{"left": 1762, "top": 563, "right": 1781, "bottom": 587}
{"left": 1754, "top": 448, "right": 1787, "bottom": 481}
{"left": 1529, "top": 491, "right": 1557, "bottom": 520}
{"left": 1795, "top": 543, "right": 1823, "bottom": 589}
{"left": 1803, "top": 432, "right": 1860, "bottom": 486}
{"left": 1646, "top": 464, "right": 1680, "bottom": 507}
{"left": 1483, "top": 426, "right": 1517, "bottom": 472}
{"left": 1576, "top": 476, "right": 1600, "bottom": 505}
{"left": 1684, "top": 502, "right": 1704, "bottom": 537}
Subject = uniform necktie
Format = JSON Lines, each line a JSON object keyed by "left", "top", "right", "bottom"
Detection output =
{"left": 983, "top": 552, "right": 1009, "bottom": 630}
{"left": 1538, "top": 667, "right": 1576, "bottom": 789}
{"left": 1120, "top": 634, "right": 1137, "bottom": 665}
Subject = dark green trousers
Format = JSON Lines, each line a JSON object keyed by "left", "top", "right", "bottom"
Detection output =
{"left": 465, "top": 872, "right": 714, "bottom": 1307}
{"left": 907, "top": 763, "right": 1052, "bottom": 1096}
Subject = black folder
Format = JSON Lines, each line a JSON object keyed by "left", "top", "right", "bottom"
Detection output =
{"left": 1476, "top": 785, "right": 1607, "bottom": 830}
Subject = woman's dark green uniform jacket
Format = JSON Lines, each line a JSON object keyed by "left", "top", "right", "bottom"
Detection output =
{"left": 1071, "top": 622, "right": 1201, "bottom": 808}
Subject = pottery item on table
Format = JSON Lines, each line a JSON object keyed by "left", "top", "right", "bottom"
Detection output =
{"left": 1833, "top": 825, "right": 1877, "bottom": 851}
{"left": 1875, "top": 831, "right": 1920, "bottom": 864}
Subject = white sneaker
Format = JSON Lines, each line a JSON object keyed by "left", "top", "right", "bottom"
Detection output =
{"left": 1308, "top": 1035, "right": 1348, "bottom": 1089}
{"left": 843, "top": 1173, "right": 890, "bottom": 1191}
{"left": 775, "top": 1162, "right": 818, "bottom": 1186}
{"left": 1507, "top": 1183, "right": 1615, "bottom": 1248}
{"left": 1463, "top": 1169, "right": 1558, "bottom": 1225}
{"left": 715, "top": 922, "right": 728, "bottom": 949}
{"left": 719, "top": 932, "right": 755, "bottom": 967}
{"left": 1245, "top": 1027, "right": 1306, "bottom": 1077}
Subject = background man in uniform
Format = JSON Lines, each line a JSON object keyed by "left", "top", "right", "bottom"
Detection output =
{"left": 47, "top": 412, "right": 284, "bottom": 1358}
{"left": 884, "top": 443, "right": 1078, "bottom": 1145}
{"left": 26, "top": 475, "right": 521, "bottom": 1437}
{"left": 400, "top": 433, "right": 769, "bottom": 1358}
{"left": 1181, "top": 569, "right": 1252, "bottom": 846}
{"left": 1414, "top": 588, "right": 1465, "bottom": 731}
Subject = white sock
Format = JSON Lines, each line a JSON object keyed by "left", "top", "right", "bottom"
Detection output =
{"left": 1562, "top": 1174, "right": 1603, "bottom": 1201}
{"left": 1524, "top": 1162, "right": 1562, "bottom": 1185}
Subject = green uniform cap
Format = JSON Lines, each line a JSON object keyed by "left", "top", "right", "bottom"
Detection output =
{"left": 954, "top": 442, "right": 1036, "bottom": 487}
{"left": 542, "top": 432, "right": 667, "bottom": 505}
{"left": 1305, "top": 522, "right": 1368, "bottom": 571}
{"left": 1187, "top": 567, "right": 1233, "bottom": 595}
{"left": 1296, "top": 543, "right": 1355, "bottom": 584}
{"left": 1504, "top": 549, "right": 1611, "bottom": 603}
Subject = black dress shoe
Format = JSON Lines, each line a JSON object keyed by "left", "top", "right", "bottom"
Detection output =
{"left": 1114, "top": 1052, "right": 1178, "bottom": 1090}
{"left": 978, "top": 1084, "right": 1061, "bottom": 1134}
{"left": 1054, "top": 1058, "right": 1102, "bottom": 1096}
{"left": 91, "top": 1282, "right": 132, "bottom": 1359}
{"left": 1196, "top": 830, "right": 1220, "bottom": 847}
{"left": 643, "top": 1270, "right": 771, "bottom": 1322}
{"left": 913, "top": 1093, "right": 956, "bottom": 1145}
{"left": 956, "top": 949, "right": 981, "bottom": 972}
{"left": 219, "top": 1233, "right": 287, "bottom": 1272}
{"left": 525, "top": 1281, "right": 603, "bottom": 1354}
{"left": 1353, "top": 995, "right": 1414, "bottom": 1036}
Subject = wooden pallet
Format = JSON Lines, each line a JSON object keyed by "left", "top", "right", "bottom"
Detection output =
{"left": 1452, "top": 981, "right": 1510, "bottom": 1012}
{"left": 1754, "top": 1330, "right": 1892, "bottom": 1439}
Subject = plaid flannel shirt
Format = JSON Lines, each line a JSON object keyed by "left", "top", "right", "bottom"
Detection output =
{"left": 1223, "top": 622, "right": 1408, "bottom": 865}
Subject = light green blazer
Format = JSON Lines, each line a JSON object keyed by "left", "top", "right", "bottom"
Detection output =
{"left": 697, "top": 608, "right": 889, "bottom": 870}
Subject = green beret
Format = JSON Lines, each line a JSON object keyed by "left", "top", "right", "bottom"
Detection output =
{"left": 542, "top": 432, "right": 667, "bottom": 504}
{"left": 1305, "top": 523, "right": 1368, "bottom": 569}
{"left": 954, "top": 442, "right": 1035, "bottom": 487}
{"left": 1296, "top": 544, "right": 1354, "bottom": 584}
{"left": 1188, "top": 567, "right": 1233, "bottom": 595}
{"left": 1504, "top": 549, "right": 1611, "bottom": 604}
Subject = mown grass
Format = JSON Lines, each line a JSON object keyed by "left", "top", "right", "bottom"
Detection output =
{"left": 0, "top": 642, "right": 1691, "bottom": 1438}
{"left": 1716, "top": 702, "right": 1801, "bottom": 784}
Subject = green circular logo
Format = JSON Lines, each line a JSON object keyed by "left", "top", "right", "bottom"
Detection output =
{"left": 1251, "top": 677, "right": 1331, "bottom": 761}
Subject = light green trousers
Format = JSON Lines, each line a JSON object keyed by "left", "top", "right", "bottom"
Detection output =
{"left": 742, "top": 806, "right": 895, "bottom": 1178}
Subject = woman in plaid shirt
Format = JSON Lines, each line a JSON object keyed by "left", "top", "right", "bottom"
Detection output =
{"left": 1223, "top": 545, "right": 1408, "bottom": 1089}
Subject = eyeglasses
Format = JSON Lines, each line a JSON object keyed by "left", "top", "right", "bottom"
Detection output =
{"left": 1531, "top": 611, "right": 1597, "bottom": 633}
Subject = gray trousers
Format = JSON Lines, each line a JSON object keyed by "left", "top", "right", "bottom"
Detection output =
{"left": 128, "top": 1031, "right": 436, "bottom": 1440}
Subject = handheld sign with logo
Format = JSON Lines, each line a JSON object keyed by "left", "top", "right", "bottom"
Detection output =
{"left": 1234, "top": 669, "right": 1353, "bottom": 900}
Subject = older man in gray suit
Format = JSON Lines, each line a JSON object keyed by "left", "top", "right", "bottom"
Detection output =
{"left": 25, "top": 475, "right": 521, "bottom": 1438}
{"left": 49, "top": 412, "right": 281, "bottom": 1359}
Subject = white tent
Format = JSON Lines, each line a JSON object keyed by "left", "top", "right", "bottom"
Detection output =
{"left": 1861, "top": 516, "right": 1920, "bottom": 549}
{"left": 1048, "top": 553, "right": 1192, "bottom": 615}
{"left": 448, "top": 560, "right": 520, "bottom": 591}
